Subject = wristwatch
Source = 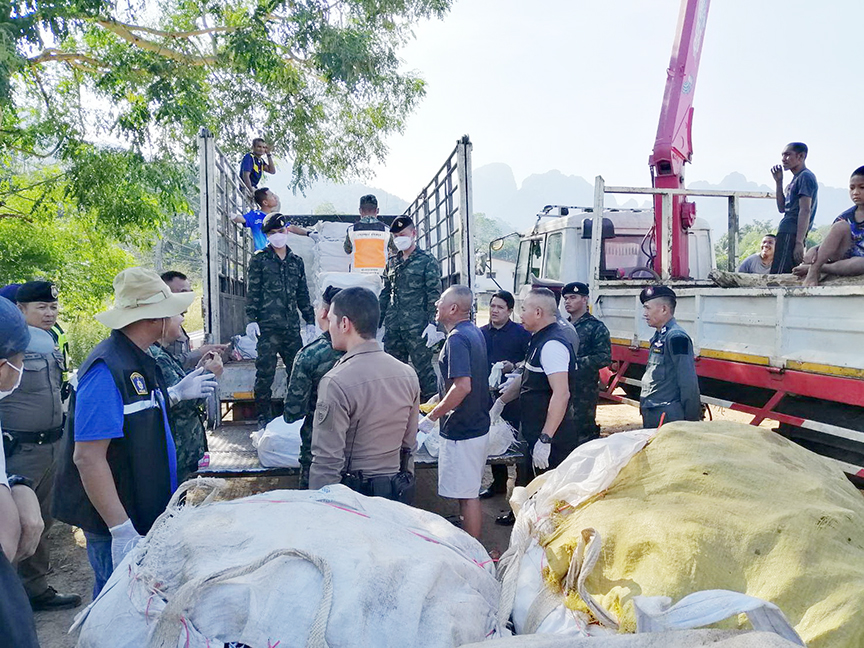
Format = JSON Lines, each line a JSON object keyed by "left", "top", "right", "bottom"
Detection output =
{"left": 7, "top": 474, "right": 34, "bottom": 489}
{"left": 539, "top": 433, "right": 552, "bottom": 444}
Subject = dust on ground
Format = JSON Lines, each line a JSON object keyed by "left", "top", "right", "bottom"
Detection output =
{"left": 33, "top": 398, "right": 772, "bottom": 646}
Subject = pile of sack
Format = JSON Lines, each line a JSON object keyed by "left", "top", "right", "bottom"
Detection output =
{"left": 74, "top": 482, "right": 504, "bottom": 647}
{"left": 497, "top": 421, "right": 864, "bottom": 648}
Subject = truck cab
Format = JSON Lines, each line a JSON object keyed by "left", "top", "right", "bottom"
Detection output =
{"left": 513, "top": 208, "right": 714, "bottom": 296}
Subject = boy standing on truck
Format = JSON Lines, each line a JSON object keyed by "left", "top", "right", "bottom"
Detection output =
{"left": 639, "top": 286, "right": 701, "bottom": 428}
{"left": 246, "top": 214, "right": 317, "bottom": 429}
{"left": 793, "top": 166, "right": 864, "bottom": 286}
{"left": 233, "top": 188, "right": 319, "bottom": 252}
{"left": 239, "top": 138, "right": 275, "bottom": 194}
{"left": 770, "top": 143, "right": 818, "bottom": 274}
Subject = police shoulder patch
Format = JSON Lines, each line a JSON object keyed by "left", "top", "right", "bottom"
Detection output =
{"left": 130, "top": 372, "right": 149, "bottom": 395}
{"left": 314, "top": 401, "right": 330, "bottom": 425}
{"left": 669, "top": 335, "right": 692, "bottom": 355}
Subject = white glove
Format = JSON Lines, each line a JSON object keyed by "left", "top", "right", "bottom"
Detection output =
{"left": 109, "top": 518, "right": 143, "bottom": 570}
{"left": 422, "top": 323, "right": 446, "bottom": 348}
{"left": 308, "top": 231, "right": 321, "bottom": 243}
{"left": 489, "top": 398, "right": 505, "bottom": 422}
{"left": 498, "top": 372, "right": 521, "bottom": 393}
{"left": 168, "top": 367, "right": 218, "bottom": 404}
{"left": 305, "top": 324, "right": 318, "bottom": 339}
{"left": 417, "top": 416, "right": 436, "bottom": 434}
{"left": 532, "top": 438, "right": 551, "bottom": 470}
{"left": 246, "top": 322, "right": 260, "bottom": 339}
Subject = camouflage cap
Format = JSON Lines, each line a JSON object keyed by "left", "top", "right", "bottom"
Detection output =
{"left": 390, "top": 216, "right": 414, "bottom": 234}
{"left": 17, "top": 281, "right": 59, "bottom": 303}
{"left": 639, "top": 285, "right": 677, "bottom": 304}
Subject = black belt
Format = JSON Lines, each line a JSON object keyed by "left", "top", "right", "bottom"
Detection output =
{"left": 4, "top": 427, "right": 63, "bottom": 445}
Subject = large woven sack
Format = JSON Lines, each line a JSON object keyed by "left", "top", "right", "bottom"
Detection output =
{"left": 460, "top": 629, "right": 802, "bottom": 647}
{"left": 500, "top": 422, "right": 864, "bottom": 647}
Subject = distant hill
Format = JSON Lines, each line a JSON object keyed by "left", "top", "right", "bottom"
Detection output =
{"left": 265, "top": 170, "right": 410, "bottom": 215}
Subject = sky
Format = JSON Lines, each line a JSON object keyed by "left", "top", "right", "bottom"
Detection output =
{"left": 365, "top": 0, "right": 863, "bottom": 201}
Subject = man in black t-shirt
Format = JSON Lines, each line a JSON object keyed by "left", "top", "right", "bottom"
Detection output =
{"left": 418, "top": 285, "right": 489, "bottom": 539}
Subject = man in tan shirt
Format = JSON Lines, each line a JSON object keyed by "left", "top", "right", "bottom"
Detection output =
{"left": 309, "top": 287, "right": 419, "bottom": 497}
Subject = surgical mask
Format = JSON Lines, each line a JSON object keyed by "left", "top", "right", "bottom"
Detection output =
{"left": 393, "top": 235, "right": 413, "bottom": 251}
{"left": 0, "top": 360, "right": 23, "bottom": 400}
{"left": 268, "top": 232, "right": 288, "bottom": 249}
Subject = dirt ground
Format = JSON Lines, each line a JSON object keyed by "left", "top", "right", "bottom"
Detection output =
{"left": 33, "top": 398, "right": 769, "bottom": 647}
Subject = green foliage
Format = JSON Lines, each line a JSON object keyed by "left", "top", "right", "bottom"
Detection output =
{"left": 715, "top": 219, "right": 775, "bottom": 270}
{"left": 474, "top": 212, "right": 519, "bottom": 264}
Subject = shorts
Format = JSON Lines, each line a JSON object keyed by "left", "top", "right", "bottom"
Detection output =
{"left": 438, "top": 433, "right": 489, "bottom": 499}
{"left": 770, "top": 231, "right": 798, "bottom": 274}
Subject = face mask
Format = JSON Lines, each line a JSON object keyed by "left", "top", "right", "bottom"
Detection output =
{"left": 393, "top": 235, "right": 413, "bottom": 251}
{"left": 268, "top": 232, "right": 288, "bottom": 249}
{"left": 0, "top": 360, "right": 23, "bottom": 400}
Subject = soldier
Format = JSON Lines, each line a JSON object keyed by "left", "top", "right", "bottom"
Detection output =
{"left": 562, "top": 282, "right": 611, "bottom": 441}
{"left": 0, "top": 281, "right": 81, "bottom": 611}
{"left": 149, "top": 310, "right": 224, "bottom": 484}
{"left": 159, "top": 271, "right": 226, "bottom": 368}
{"left": 343, "top": 194, "right": 390, "bottom": 274}
{"left": 378, "top": 216, "right": 443, "bottom": 399}
{"left": 283, "top": 285, "right": 345, "bottom": 488}
{"left": 639, "top": 286, "right": 701, "bottom": 427}
{"left": 246, "top": 214, "right": 316, "bottom": 429}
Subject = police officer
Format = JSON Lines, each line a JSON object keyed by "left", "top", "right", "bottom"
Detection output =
{"left": 246, "top": 214, "right": 316, "bottom": 429}
{"left": 639, "top": 286, "right": 701, "bottom": 427}
{"left": 343, "top": 194, "right": 390, "bottom": 274}
{"left": 283, "top": 285, "right": 345, "bottom": 488}
{"left": 0, "top": 281, "right": 81, "bottom": 611}
{"left": 562, "top": 282, "right": 612, "bottom": 440}
{"left": 378, "top": 216, "right": 443, "bottom": 400}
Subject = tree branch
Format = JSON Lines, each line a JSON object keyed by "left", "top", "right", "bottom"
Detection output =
{"left": 97, "top": 18, "right": 236, "bottom": 40}
{"left": 29, "top": 49, "right": 111, "bottom": 73}
{"left": 96, "top": 19, "right": 218, "bottom": 66}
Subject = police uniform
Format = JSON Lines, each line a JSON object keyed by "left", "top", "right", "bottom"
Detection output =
{"left": 0, "top": 282, "right": 70, "bottom": 603}
{"left": 563, "top": 282, "right": 612, "bottom": 441}
{"left": 246, "top": 214, "right": 315, "bottom": 424}
{"left": 638, "top": 286, "right": 701, "bottom": 427}
{"left": 378, "top": 216, "right": 442, "bottom": 399}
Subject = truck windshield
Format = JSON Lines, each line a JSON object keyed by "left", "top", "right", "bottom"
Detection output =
{"left": 544, "top": 232, "right": 563, "bottom": 281}
{"left": 516, "top": 237, "right": 544, "bottom": 288}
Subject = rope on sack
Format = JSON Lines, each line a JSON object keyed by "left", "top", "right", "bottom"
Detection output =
{"left": 563, "top": 528, "right": 618, "bottom": 630}
{"left": 147, "top": 548, "right": 334, "bottom": 648}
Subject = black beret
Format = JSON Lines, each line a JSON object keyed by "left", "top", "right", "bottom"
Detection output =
{"left": 262, "top": 213, "right": 288, "bottom": 234}
{"left": 390, "top": 216, "right": 414, "bottom": 233}
{"left": 562, "top": 282, "right": 589, "bottom": 296}
{"left": 639, "top": 285, "right": 677, "bottom": 304}
{"left": 322, "top": 285, "right": 342, "bottom": 305}
{"left": 16, "top": 281, "right": 58, "bottom": 303}
{"left": 359, "top": 194, "right": 378, "bottom": 209}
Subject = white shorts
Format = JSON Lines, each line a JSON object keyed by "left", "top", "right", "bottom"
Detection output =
{"left": 438, "top": 433, "right": 489, "bottom": 499}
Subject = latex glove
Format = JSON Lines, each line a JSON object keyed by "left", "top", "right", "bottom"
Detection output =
{"left": 532, "top": 438, "right": 551, "bottom": 470}
{"left": 109, "top": 518, "right": 143, "bottom": 570}
{"left": 489, "top": 398, "right": 505, "bottom": 423}
{"left": 498, "top": 372, "right": 521, "bottom": 393}
{"left": 421, "top": 323, "right": 446, "bottom": 348}
{"left": 417, "top": 416, "right": 436, "bottom": 434}
{"left": 308, "top": 231, "right": 321, "bottom": 243}
{"left": 246, "top": 322, "right": 260, "bottom": 339}
{"left": 168, "top": 367, "right": 218, "bottom": 404}
{"left": 305, "top": 324, "right": 318, "bottom": 340}
{"left": 10, "top": 485, "right": 43, "bottom": 562}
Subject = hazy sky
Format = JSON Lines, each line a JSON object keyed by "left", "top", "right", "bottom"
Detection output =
{"left": 366, "top": 0, "right": 862, "bottom": 200}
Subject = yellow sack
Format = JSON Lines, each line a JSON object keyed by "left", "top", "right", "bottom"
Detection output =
{"left": 541, "top": 421, "right": 864, "bottom": 648}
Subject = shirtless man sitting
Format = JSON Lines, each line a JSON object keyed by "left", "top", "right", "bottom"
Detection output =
{"left": 794, "top": 166, "right": 864, "bottom": 286}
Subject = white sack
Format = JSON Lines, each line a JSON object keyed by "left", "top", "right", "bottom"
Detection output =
{"left": 250, "top": 416, "right": 302, "bottom": 468}
{"left": 319, "top": 271, "right": 382, "bottom": 296}
{"left": 75, "top": 483, "right": 504, "bottom": 647}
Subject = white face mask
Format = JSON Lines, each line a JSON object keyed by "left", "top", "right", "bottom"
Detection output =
{"left": 0, "top": 360, "right": 23, "bottom": 400}
{"left": 268, "top": 232, "right": 288, "bottom": 249}
{"left": 393, "top": 235, "right": 413, "bottom": 251}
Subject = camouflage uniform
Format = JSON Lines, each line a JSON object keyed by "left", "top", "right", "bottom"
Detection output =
{"left": 379, "top": 247, "right": 441, "bottom": 399}
{"left": 283, "top": 332, "right": 344, "bottom": 487}
{"left": 148, "top": 344, "right": 207, "bottom": 484}
{"left": 570, "top": 312, "right": 612, "bottom": 441}
{"left": 246, "top": 245, "right": 315, "bottom": 422}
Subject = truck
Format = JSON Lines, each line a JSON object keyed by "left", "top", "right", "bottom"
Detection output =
{"left": 497, "top": 0, "right": 864, "bottom": 481}
{"left": 197, "top": 129, "right": 477, "bottom": 426}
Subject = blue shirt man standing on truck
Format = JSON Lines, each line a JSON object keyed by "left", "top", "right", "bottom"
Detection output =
{"left": 239, "top": 138, "right": 276, "bottom": 194}
{"left": 639, "top": 285, "right": 701, "bottom": 428}
{"left": 770, "top": 142, "right": 818, "bottom": 274}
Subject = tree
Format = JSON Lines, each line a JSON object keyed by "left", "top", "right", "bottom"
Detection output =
{"left": 473, "top": 212, "right": 519, "bottom": 263}
{"left": 715, "top": 219, "right": 775, "bottom": 270}
{"left": 3, "top": 0, "right": 453, "bottom": 189}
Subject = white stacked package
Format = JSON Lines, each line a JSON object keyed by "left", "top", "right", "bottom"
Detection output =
{"left": 286, "top": 231, "right": 320, "bottom": 311}
{"left": 316, "top": 221, "right": 352, "bottom": 274}
{"left": 74, "top": 483, "right": 504, "bottom": 648}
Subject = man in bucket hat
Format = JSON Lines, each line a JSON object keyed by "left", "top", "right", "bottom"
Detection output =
{"left": 52, "top": 268, "right": 218, "bottom": 597}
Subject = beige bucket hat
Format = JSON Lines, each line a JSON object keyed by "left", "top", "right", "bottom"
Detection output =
{"left": 95, "top": 267, "right": 195, "bottom": 329}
